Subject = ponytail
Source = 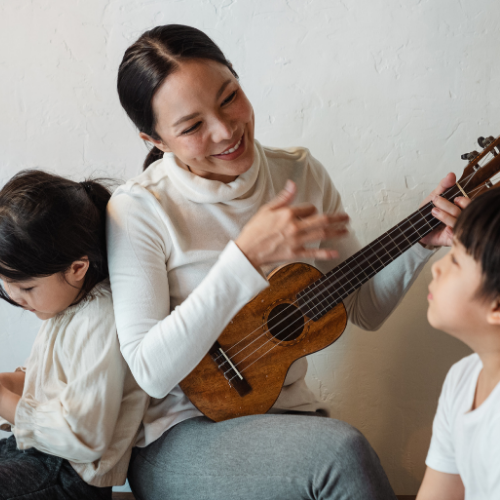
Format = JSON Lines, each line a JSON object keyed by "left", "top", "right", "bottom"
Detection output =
{"left": 143, "top": 146, "right": 164, "bottom": 171}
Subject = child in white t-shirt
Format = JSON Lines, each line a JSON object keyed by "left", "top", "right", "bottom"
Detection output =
{"left": 417, "top": 188, "right": 500, "bottom": 500}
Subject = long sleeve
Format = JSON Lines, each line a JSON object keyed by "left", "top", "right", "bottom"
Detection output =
{"left": 310, "top": 154, "right": 435, "bottom": 331}
{"left": 106, "top": 187, "right": 269, "bottom": 400}
{"left": 14, "top": 297, "right": 126, "bottom": 464}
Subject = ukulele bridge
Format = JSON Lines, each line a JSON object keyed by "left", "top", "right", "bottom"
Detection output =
{"left": 209, "top": 341, "right": 252, "bottom": 397}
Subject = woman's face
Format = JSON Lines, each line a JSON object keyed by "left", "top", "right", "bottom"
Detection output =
{"left": 142, "top": 59, "right": 255, "bottom": 183}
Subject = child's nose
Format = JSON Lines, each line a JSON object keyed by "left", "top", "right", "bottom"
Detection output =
{"left": 431, "top": 259, "right": 441, "bottom": 279}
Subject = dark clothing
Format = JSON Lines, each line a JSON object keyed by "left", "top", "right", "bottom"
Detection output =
{"left": 0, "top": 435, "right": 112, "bottom": 500}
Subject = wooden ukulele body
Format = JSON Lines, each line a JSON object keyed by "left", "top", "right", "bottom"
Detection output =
{"left": 179, "top": 262, "right": 347, "bottom": 422}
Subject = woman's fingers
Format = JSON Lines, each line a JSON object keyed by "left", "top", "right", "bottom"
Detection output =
{"left": 419, "top": 172, "right": 456, "bottom": 209}
{"left": 235, "top": 180, "right": 350, "bottom": 268}
{"left": 295, "top": 248, "right": 340, "bottom": 260}
{"left": 431, "top": 196, "right": 462, "bottom": 227}
{"left": 295, "top": 213, "right": 349, "bottom": 233}
{"left": 266, "top": 180, "right": 296, "bottom": 209}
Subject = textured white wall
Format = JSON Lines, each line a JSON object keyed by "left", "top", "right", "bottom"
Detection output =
{"left": 1, "top": 0, "right": 498, "bottom": 494}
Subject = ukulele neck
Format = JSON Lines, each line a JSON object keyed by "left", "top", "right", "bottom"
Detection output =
{"left": 297, "top": 184, "right": 464, "bottom": 320}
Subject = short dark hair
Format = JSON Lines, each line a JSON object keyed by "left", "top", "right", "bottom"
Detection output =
{"left": 0, "top": 170, "right": 111, "bottom": 308}
{"left": 454, "top": 188, "right": 500, "bottom": 301}
{"left": 117, "top": 24, "right": 238, "bottom": 171}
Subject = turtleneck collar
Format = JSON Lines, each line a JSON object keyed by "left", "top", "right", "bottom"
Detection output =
{"left": 161, "top": 140, "right": 266, "bottom": 206}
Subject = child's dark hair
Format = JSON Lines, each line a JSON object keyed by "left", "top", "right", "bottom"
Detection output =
{"left": 454, "top": 187, "right": 500, "bottom": 301}
{"left": 0, "top": 170, "right": 111, "bottom": 308}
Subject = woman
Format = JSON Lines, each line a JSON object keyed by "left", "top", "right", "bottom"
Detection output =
{"left": 107, "top": 24, "right": 466, "bottom": 499}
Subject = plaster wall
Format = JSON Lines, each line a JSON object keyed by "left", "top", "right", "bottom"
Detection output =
{"left": 0, "top": 0, "right": 498, "bottom": 494}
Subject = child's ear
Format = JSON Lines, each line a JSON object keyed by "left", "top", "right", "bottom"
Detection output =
{"left": 68, "top": 258, "right": 90, "bottom": 283}
{"left": 487, "top": 298, "right": 500, "bottom": 326}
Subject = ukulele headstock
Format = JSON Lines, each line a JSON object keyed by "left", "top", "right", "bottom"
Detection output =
{"left": 457, "top": 135, "right": 500, "bottom": 200}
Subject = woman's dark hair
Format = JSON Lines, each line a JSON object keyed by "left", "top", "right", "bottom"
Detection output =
{"left": 0, "top": 170, "right": 111, "bottom": 308}
{"left": 117, "top": 24, "right": 238, "bottom": 171}
{"left": 454, "top": 187, "right": 500, "bottom": 301}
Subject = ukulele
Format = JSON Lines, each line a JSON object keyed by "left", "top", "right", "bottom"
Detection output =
{"left": 180, "top": 135, "right": 500, "bottom": 422}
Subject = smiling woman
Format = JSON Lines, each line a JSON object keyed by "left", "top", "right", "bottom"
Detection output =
{"left": 140, "top": 58, "right": 255, "bottom": 182}
{"left": 109, "top": 24, "right": 468, "bottom": 500}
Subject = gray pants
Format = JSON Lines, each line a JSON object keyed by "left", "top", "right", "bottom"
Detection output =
{"left": 128, "top": 415, "right": 396, "bottom": 500}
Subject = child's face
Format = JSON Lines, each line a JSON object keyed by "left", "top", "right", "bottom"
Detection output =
{"left": 2, "top": 265, "right": 86, "bottom": 320}
{"left": 428, "top": 240, "right": 489, "bottom": 343}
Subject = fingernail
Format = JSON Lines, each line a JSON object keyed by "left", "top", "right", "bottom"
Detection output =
{"left": 432, "top": 208, "right": 439, "bottom": 216}
{"left": 284, "top": 180, "right": 294, "bottom": 192}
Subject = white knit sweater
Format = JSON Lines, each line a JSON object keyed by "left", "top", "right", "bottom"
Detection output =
{"left": 106, "top": 140, "right": 433, "bottom": 447}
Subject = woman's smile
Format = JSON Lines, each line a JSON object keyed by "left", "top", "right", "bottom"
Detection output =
{"left": 211, "top": 134, "right": 245, "bottom": 161}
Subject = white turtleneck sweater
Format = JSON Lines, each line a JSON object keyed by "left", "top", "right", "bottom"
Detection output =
{"left": 106, "top": 140, "right": 433, "bottom": 447}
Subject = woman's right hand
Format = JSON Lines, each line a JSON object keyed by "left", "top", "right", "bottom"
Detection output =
{"left": 235, "top": 180, "right": 349, "bottom": 269}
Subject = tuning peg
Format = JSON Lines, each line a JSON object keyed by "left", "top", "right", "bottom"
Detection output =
{"left": 478, "top": 136, "right": 495, "bottom": 148}
{"left": 461, "top": 150, "right": 480, "bottom": 161}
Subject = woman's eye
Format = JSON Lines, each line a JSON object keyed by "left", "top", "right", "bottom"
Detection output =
{"left": 222, "top": 90, "right": 237, "bottom": 106}
{"left": 21, "top": 287, "right": 34, "bottom": 292}
{"left": 182, "top": 122, "right": 201, "bottom": 135}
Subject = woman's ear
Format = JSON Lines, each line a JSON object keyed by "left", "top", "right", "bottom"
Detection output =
{"left": 66, "top": 258, "right": 90, "bottom": 285}
{"left": 139, "top": 132, "right": 171, "bottom": 153}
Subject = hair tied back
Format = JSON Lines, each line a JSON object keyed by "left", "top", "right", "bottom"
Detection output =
{"left": 80, "top": 181, "right": 93, "bottom": 195}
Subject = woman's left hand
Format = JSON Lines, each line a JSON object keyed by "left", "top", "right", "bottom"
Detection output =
{"left": 418, "top": 172, "right": 471, "bottom": 248}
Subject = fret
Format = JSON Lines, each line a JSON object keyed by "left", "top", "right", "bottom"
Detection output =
{"left": 378, "top": 233, "right": 401, "bottom": 260}
{"left": 370, "top": 239, "right": 394, "bottom": 267}
{"left": 407, "top": 217, "right": 424, "bottom": 240}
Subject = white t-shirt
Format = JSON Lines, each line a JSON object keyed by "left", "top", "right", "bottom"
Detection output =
{"left": 426, "top": 353, "right": 500, "bottom": 499}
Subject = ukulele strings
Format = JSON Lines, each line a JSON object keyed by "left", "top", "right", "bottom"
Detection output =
{"left": 224, "top": 210, "right": 443, "bottom": 380}
{"left": 216, "top": 167, "right": 485, "bottom": 369}
{"left": 233, "top": 214, "right": 444, "bottom": 380}
{"left": 224, "top": 178, "right": 488, "bottom": 383}
{"left": 212, "top": 169, "right": 481, "bottom": 376}
{"left": 215, "top": 201, "right": 441, "bottom": 374}
{"left": 214, "top": 171, "right": 481, "bottom": 372}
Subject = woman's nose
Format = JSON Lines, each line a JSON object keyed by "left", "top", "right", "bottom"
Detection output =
{"left": 211, "top": 117, "right": 234, "bottom": 143}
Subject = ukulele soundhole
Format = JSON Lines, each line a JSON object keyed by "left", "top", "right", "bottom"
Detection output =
{"left": 267, "top": 303, "right": 304, "bottom": 342}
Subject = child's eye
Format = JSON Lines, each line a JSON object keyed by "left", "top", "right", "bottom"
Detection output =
{"left": 21, "top": 287, "right": 34, "bottom": 292}
{"left": 181, "top": 122, "right": 202, "bottom": 135}
{"left": 222, "top": 90, "right": 237, "bottom": 106}
{"left": 451, "top": 255, "right": 458, "bottom": 266}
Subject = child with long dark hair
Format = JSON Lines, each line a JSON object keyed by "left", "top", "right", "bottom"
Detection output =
{"left": 0, "top": 170, "right": 149, "bottom": 499}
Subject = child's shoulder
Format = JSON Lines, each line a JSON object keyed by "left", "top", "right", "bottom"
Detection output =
{"left": 447, "top": 353, "right": 481, "bottom": 378}
{"left": 57, "top": 279, "right": 115, "bottom": 335}
{"left": 443, "top": 353, "right": 481, "bottom": 389}
{"left": 438, "top": 353, "right": 480, "bottom": 402}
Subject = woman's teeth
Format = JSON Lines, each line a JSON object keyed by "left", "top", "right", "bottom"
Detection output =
{"left": 219, "top": 137, "right": 242, "bottom": 155}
